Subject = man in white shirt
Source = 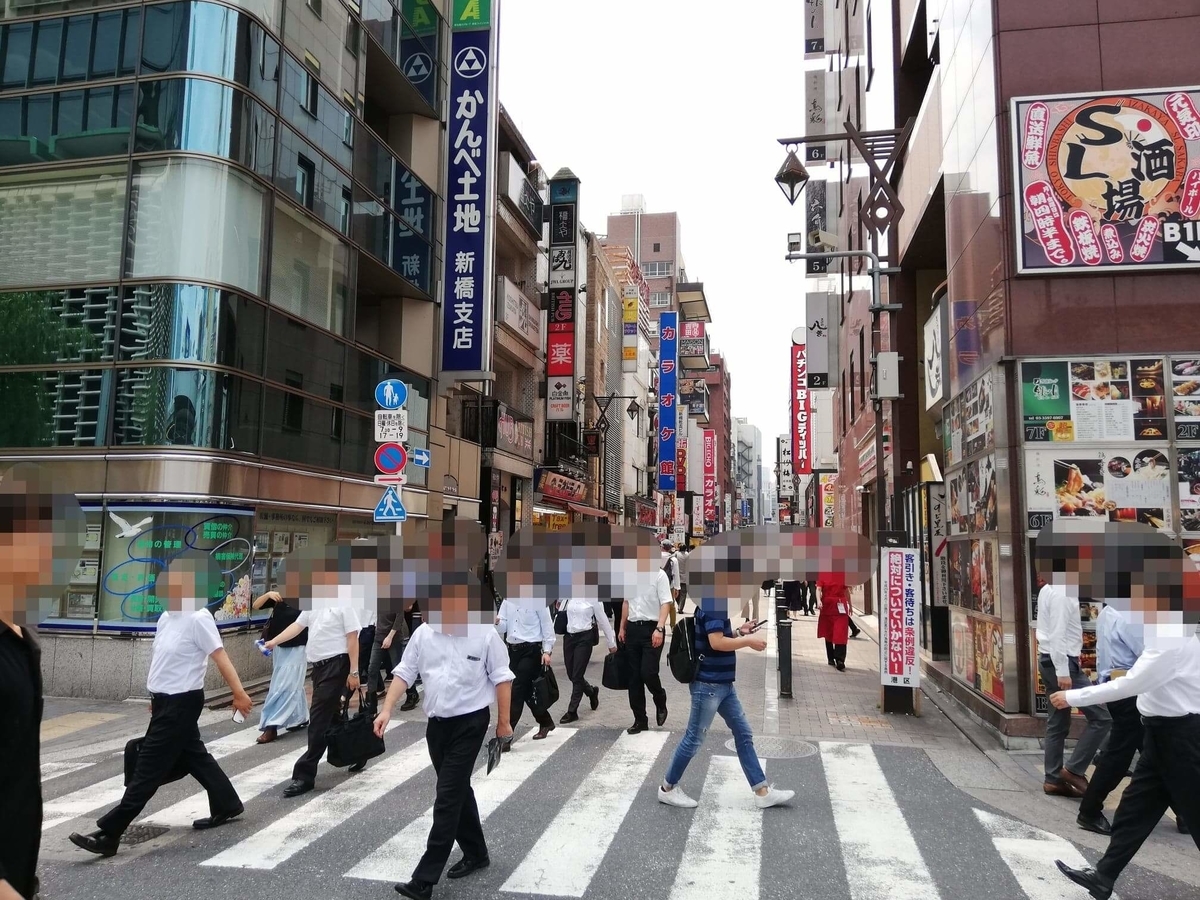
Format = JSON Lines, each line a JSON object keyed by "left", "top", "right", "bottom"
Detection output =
{"left": 1035, "top": 575, "right": 1111, "bottom": 797}
{"left": 621, "top": 542, "right": 674, "bottom": 733}
{"left": 496, "top": 597, "right": 556, "bottom": 740}
{"left": 373, "top": 568, "right": 514, "bottom": 900}
{"left": 661, "top": 540, "right": 681, "bottom": 626}
{"left": 266, "top": 548, "right": 362, "bottom": 797}
{"left": 69, "top": 558, "right": 253, "bottom": 857}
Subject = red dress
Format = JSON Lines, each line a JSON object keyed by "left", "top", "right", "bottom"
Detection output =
{"left": 816, "top": 583, "right": 851, "bottom": 645}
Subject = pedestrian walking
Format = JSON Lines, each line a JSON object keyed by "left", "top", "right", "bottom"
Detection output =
{"left": 804, "top": 580, "right": 818, "bottom": 616}
{"left": 784, "top": 580, "right": 804, "bottom": 619}
{"left": 619, "top": 542, "right": 673, "bottom": 733}
{"left": 1036, "top": 575, "right": 1112, "bottom": 797}
{"left": 658, "top": 592, "right": 793, "bottom": 810}
{"left": 676, "top": 543, "right": 691, "bottom": 613}
{"left": 373, "top": 571, "right": 514, "bottom": 900}
{"left": 557, "top": 593, "right": 617, "bottom": 724}
{"left": 400, "top": 600, "right": 423, "bottom": 711}
{"left": 1074, "top": 603, "right": 1189, "bottom": 836}
{"left": 817, "top": 579, "right": 852, "bottom": 671}
{"left": 740, "top": 579, "right": 771, "bottom": 622}
{"left": 366, "top": 604, "right": 418, "bottom": 711}
{"left": 69, "top": 557, "right": 253, "bottom": 857}
{"left": 661, "top": 540, "right": 682, "bottom": 626}
{"left": 252, "top": 589, "right": 309, "bottom": 744}
{"left": 496, "top": 597, "right": 557, "bottom": 740}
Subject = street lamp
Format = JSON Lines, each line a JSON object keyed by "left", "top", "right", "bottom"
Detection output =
{"left": 774, "top": 147, "right": 810, "bottom": 205}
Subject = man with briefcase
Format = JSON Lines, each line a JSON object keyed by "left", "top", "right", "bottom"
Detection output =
{"left": 496, "top": 597, "right": 557, "bottom": 741}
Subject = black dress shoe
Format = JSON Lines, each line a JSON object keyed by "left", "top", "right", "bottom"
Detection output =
{"left": 69, "top": 830, "right": 119, "bottom": 857}
{"left": 1055, "top": 861, "right": 1114, "bottom": 900}
{"left": 193, "top": 804, "right": 244, "bottom": 830}
{"left": 827, "top": 659, "right": 836, "bottom": 666}
{"left": 627, "top": 721, "right": 649, "bottom": 735}
{"left": 589, "top": 686, "right": 600, "bottom": 711}
{"left": 560, "top": 711, "right": 579, "bottom": 724}
{"left": 283, "top": 779, "right": 314, "bottom": 797}
{"left": 655, "top": 704, "right": 668, "bottom": 727}
{"left": 835, "top": 660, "right": 846, "bottom": 672}
{"left": 348, "top": 761, "right": 366, "bottom": 773}
{"left": 534, "top": 723, "right": 555, "bottom": 740}
{"left": 1076, "top": 811, "right": 1112, "bottom": 835}
{"left": 447, "top": 856, "right": 490, "bottom": 879}
{"left": 400, "top": 691, "right": 420, "bottom": 711}
{"left": 394, "top": 880, "right": 433, "bottom": 900}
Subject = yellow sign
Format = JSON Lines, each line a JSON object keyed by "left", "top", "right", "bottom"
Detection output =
{"left": 536, "top": 512, "right": 570, "bottom": 531}
{"left": 623, "top": 297, "right": 638, "bottom": 323}
{"left": 623, "top": 346, "right": 637, "bottom": 361}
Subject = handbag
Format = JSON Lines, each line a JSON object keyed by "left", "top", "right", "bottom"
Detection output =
{"left": 554, "top": 601, "right": 568, "bottom": 636}
{"left": 602, "top": 645, "right": 630, "bottom": 690}
{"left": 324, "top": 690, "right": 386, "bottom": 768}
{"left": 590, "top": 619, "right": 600, "bottom": 647}
{"left": 532, "top": 664, "right": 559, "bottom": 710}
{"left": 124, "top": 737, "right": 189, "bottom": 787}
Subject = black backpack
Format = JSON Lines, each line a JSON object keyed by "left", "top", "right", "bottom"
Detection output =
{"left": 667, "top": 614, "right": 702, "bottom": 684}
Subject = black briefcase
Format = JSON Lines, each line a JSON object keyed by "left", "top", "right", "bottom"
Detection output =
{"left": 325, "top": 691, "right": 386, "bottom": 768}
{"left": 602, "top": 646, "right": 630, "bottom": 691}
{"left": 124, "top": 737, "right": 189, "bottom": 787}
{"left": 532, "top": 665, "right": 559, "bottom": 710}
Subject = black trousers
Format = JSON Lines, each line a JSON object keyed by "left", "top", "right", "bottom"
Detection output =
{"left": 563, "top": 631, "right": 596, "bottom": 713}
{"left": 358, "top": 625, "right": 376, "bottom": 677}
{"left": 825, "top": 640, "right": 847, "bottom": 664}
{"left": 292, "top": 653, "right": 349, "bottom": 784}
{"left": 1098, "top": 713, "right": 1200, "bottom": 881}
{"left": 412, "top": 707, "right": 490, "bottom": 885}
{"left": 625, "top": 620, "right": 666, "bottom": 725}
{"left": 508, "top": 642, "right": 553, "bottom": 729}
{"left": 603, "top": 601, "right": 621, "bottom": 630}
{"left": 97, "top": 690, "right": 240, "bottom": 837}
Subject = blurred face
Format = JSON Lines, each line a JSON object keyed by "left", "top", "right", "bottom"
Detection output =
{"left": 159, "top": 568, "right": 202, "bottom": 612}
{"left": 0, "top": 527, "right": 56, "bottom": 623}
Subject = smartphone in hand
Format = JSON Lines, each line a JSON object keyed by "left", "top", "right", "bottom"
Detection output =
{"left": 232, "top": 709, "right": 246, "bottom": 724}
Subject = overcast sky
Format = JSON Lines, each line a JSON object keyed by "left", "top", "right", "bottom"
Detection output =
{"left": 497, "top": 0, "right": 811, "bottom": 446}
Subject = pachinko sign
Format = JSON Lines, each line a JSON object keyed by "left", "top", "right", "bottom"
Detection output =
{"left": 1013, "top": 88, "right": 1200, "bottom": 273}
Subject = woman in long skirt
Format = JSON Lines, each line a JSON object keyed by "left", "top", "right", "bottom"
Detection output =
{"left": 253, "top": 591, "right": 309, "bottom": 744}
{"left": 816, "top": 580, "right": 851, "bottom": 671}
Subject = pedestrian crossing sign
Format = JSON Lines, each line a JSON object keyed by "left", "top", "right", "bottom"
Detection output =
{"left": 374, "top": 486, "right": 407, "bottom": 522}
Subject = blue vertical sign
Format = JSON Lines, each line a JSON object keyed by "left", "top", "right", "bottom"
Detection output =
{"left": 657, "top": 312, "right": 678, "bottom": 492}
{"left": 440, "top": 25, "right": 492, "bottom": 374}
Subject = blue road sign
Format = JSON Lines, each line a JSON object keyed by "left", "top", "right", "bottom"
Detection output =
{"left": 375, "top": 379, "right": 409, "bottom": 410}
{"left": 411, "top": 448, "right": 432, "bottom": 468}
{"left": 374, "top": 486, "right": 407, "bottom": 522}
{"left": 374, "top": 442, "right": 408, "bottom": 474}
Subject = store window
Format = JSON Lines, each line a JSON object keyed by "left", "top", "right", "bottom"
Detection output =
{"left": 252, "top": 506, "right": 336, "bottom": 593}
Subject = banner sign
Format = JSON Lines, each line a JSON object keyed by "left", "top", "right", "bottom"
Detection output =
{"left": 440, "top": 13, "right": 494, "bottom": 375}
{"left": 881, "top": 547, "right": 922, "bottom": 688}
{"left": 546, "top": 173, "right": 579, "bottom": 421}
{"left": 535, "top": 468, "right": 586, "bottom": 503}
{"left": 1013, "top": 87, "right": 1200, "bottom": 274}
{"left": 791, "top": 342, "right": 812, "bottom": 475}
{"left": 703, "top": 429, "right": 717, "bottom": 523}
{"left": 777, "top": 435, "right": 794, "bottom": 498}
{"left": 819, "top": 473, "right": 836, "bottom": 527}
{"left": 806, "top": 292, "right": 831, "bottom": 388}
{"left": 805, "top": 180, "right": 828, "bottom": 274}
{"left": 657, "top": 312, "right": 679, "bottom": 492}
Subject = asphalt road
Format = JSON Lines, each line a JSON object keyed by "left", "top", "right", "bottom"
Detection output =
{"left": 35, "top": 713, "right": 1199, "bottom": 900}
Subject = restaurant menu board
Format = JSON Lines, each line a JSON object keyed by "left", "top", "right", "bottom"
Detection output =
{"left": 948, "top": 453, "right": 998, "bottom": 536}
{"left": 1177, "top": 449, "right": 1200, "bottom": 539}
{"left": 1023, "top": 447, "right": 1172, "bottom": 532}
{"left": 1021, "top": 358, "right": 1167, "bottom": 443}
{"left": 943, "top": 371, "right": 995, "bottom": 468}
{"left": 1170, "top": 357, "right": 1200, "bottom": 440}
{"left": 947, "top": 537, "right": 1000, "bottom": 616}
{"left": 949, "top": 608, "right": 1005, "bottom": 707}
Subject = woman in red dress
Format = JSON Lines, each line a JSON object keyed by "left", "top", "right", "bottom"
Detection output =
{"left": 817, "top": 580, "right": 852, "bottom": 671}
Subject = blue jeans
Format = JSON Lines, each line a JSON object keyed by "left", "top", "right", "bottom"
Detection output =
{"left": 663, "top": 681, "right": 767, "bottom": 790}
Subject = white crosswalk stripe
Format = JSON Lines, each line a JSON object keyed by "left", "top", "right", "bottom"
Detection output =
{"left": 974, "top": 809, "right": 1115, "bottom": 900}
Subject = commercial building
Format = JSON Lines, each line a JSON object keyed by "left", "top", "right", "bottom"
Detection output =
{"left": 733, "top": 416, "right": 763, "bottom": 525}
{"left": 701, "top": 350, "right": 734, "bottom": 532}
{"left": 0, "top": 0, "right": 478, "bottom": 698}
{"left": 804, "top": 0, "right": 1200, "bottom": 739}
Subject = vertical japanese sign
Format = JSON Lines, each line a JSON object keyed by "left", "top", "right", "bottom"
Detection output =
{"left": 622, "top": 285, "right": 639, "bottom": 374}
{"left": 792, "top": 342, "right": 812, "bottom": 475}
{"left": 804, "top": 0, "right": 824, "bottom": 56}
{"left": 546, "top": 172, "right": 579, "bottom": 421}
{"left": 806, "top": 292, "right": 831, "bottom": 387}
{"left": 805, "top": 180, "right": 828, "bottom": 274}
{"left": 440, "top": 0, "right": 496, "bottom": 377}
{"left": 657, "top": 311, "right": 679, "bottom": 492}
{"left": 702, "top": 429, "right": 717, "bottom": 525}
{"left": 880, "top": 547, "right": 922, "bottom": 688}
{"left": 819, "top": 473, "right": 836, "bottom": 527}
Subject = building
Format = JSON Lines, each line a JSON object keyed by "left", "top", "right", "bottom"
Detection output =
{"left": 701, "top": 351, "right": 734, "bottom": 533}
{"left": 806, "top": 0, "right": 1200, "bottom": 740}
{"left": 733, "top": 417, "right": 763, "bottom": 525}
{"left": 580, "top": 229, "right": 624, "bottom": 518}
{"left": 0, "top": 0, "right": 483, "bottom": 698}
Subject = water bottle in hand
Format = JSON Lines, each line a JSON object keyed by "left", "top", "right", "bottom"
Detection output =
{"left": 255, "top": 638, "right": 272, "bottom": 657}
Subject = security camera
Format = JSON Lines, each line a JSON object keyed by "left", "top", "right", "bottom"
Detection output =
{"left": 808, "top": 230, "right": 839, "bottom": 251}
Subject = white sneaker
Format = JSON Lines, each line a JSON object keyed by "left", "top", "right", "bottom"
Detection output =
{"left": 754, "top": 785, "right": 794, "bottom": 809}
{"left": 658, "top": 785, "right": 699, "bottom": 808}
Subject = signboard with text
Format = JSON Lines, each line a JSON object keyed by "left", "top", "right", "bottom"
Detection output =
{"left": 791, "top": 342, "right": 812, "bottom": 475}
{"left": 657, "top": 312, "right": 679, "bottom": 492}
{"left": 546, "top": 174, "right": 579, "bottom": 421}
{"left": 880, "top": 547, "right": 921, "bottom": 688}
{"left": 702, "top": 429, "right": 717, "bottom": 524}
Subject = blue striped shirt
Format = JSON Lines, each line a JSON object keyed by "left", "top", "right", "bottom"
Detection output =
{"left": 695, "top": 609, "right": 736, "bottom": 684}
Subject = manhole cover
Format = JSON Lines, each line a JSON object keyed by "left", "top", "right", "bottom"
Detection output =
{"left": 121, "top": 824, "right": 169, "bottom": 846}
{"left": 725, "top": 737, "right": 817, "bottom": 759}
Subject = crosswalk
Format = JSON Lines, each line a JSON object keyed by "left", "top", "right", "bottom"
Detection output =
{"left": 39, "top": 718, "right": 1161, "bottom": 900}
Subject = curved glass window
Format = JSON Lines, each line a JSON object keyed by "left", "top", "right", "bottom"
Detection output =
{"left": 0, "top": 286, "right": 118, "bottom": 365}
{"left": 134, "top": 77, "right": 275, "bottom": 179}
{"left": 0, "top": 367, "right": 111, "bottom": 447}
{"left": 140, "top": 2, "right": 279, "bottom": 108}
{"left": 0, "top": 9, "right": 140, "bottom": 89}
{"left": 275, "top": 122, "right": 348, "bottom": 234}
{"left": 0, "top": 83, "right": 135, "bottom": 168}
{"left": 112, "top": 365, "right": 261, "bottom": 451}
{"left": 3, "top": 0, "right": 139, "bottom": 24}
{"left": 119, "top": 284, "right": 266, "bottom": 372}
{"left": 0, "top": 163, "right": 126, "bottom": 289}
{"left": 127, "top": 157, "right": 267, "bottom": 296}
{"left": 279, "top": 53, "right": 350, "bottom": 171}
{"left": 269, "top": 198, "right": 352, "bottom": 334}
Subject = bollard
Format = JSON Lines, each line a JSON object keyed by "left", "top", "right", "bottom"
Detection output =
{"left": 776, "top": 589, "right": 793, "bottom": 699}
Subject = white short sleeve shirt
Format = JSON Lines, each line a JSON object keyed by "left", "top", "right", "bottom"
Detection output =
{"left": 394, "top": 625, "right": 515, "bottom": 719}
{"left": 146, "top": 609, "right": 224, "bottom": 695}
{"left": 297, "top": 606, "right": 361, "bottom": 663}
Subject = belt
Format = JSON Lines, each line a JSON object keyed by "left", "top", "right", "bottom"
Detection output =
{"left": 628, "top": 619, "right": 657, "bottom": 625}
{"left": 508, "top": 641, "right": 541, "bottom": 648}
{"left": 312, "top": 654, "right": 349, "bottom": 667}
{"left": 150, "top": 689, "right": 203, "bottom": 701}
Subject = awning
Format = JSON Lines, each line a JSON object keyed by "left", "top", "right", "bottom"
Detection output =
{"left": 568, "top": 502, "right": 609, "bottom": 519}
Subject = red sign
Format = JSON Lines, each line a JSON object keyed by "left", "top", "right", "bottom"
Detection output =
{"left": 676, "top": 440, "right": 688, "bottom": 491}
{"left": 702, "top": 429, "right": 717, "bottom": 524}
{"left": 374, "top": 442, "right": 408, "bottom": 474}
{"left": 1019, "top": 101, "right": 1049, "bottom": 170}
{"left": 536, "top": 469, "right": 586, "bottom": 502}
{"left": 1023, "top": 180, "right": 1076, "bottom": 267}
{"left": 546, "top": 330, "right": 574, "bottom": 377}
{"left": 791, "top": 343, "right": 811, "bottom": 476}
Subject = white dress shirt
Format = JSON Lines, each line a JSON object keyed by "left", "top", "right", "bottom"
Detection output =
{"left": 496, "top": 600, "right": 555, "bottom": 652}
{"left": 394, "top": 625, "right": 515, "bottom": 719}
{"left": 297, "top": 606, "right": 361, "bottom": 663}
{"left": 1095, "top": 604, "right": 1144, "bottom": 681}
{"left": 1065, "top": 635, "right": 1200, "bottom": 718}
{"left": 627, "top": 569, "right": 673, "bottom": 623}
{"left": 561, "top": 597, "right": 617, "bottom": 648}
{"left": 146, "top": 609, "right": 223, "bottom": 695}
{"left": 1034, "top": 583, "right": 1083, "bottom": 678}
{"left": 661, "top": 552, "right": 682, "bottom": 591}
